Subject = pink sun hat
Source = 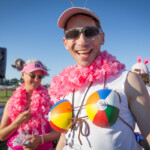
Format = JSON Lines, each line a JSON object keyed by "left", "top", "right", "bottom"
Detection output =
{"left": 22, "top": 63, "right": 48, "bottom": 75}
{"left": 57, "top": 7, "right": 102, "bottom": 29}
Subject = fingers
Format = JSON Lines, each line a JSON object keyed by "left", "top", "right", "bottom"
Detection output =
{"left": 14, "top": 109, "right": 31, "bottom": 127}
{"left": 23, "top": 143, "right": 34, "bottom": 150}
{"left": 22, "top": 109, "right": 31, "bottom": 117}
{"left": 23, "top": 138, "right": 34, "bottom": 149}
{"left": 24, "top": 135, "right": 34, "bottom": 141}
{"left": 19, "top": 111, "right": 31, "bottom": 123}
{"left": 23, "top": 135, "right": 40, "bottom": 150}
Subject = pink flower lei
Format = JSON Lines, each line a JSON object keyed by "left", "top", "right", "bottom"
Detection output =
{"left": 49, "top": 51, "right": 125, "bottom": 103}
{"left": 8, "top": 83, "right": 51, "bottom": 134}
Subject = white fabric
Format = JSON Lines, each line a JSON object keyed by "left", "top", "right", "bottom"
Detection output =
{"left": 131, "top": 63, "right": 149, "bottom": 74}
{"left": 63, "top": 70, "right": 142, "bottom": 150}
{"left": 146, "top": 85, "right": 150, "bottom": 95}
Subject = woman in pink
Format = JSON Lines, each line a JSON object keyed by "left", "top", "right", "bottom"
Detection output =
{"left": 0, "top": 59, "right": 60, "bottom": 150}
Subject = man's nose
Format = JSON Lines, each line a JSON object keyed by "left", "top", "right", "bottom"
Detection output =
{"left": 76, "top": 33, "right": 89, "bottom": 46}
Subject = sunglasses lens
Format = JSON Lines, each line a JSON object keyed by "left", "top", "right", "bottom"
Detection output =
{"left": 38, "top": 75, "right": 43, "bottom": 79}
{"left": 65, "top": 30, "right": 79, "bottom": 39}
{"left": 85, "top": 27, "right": 99, "bottom": 37}
{"left": 27, "top": 73, "right": 43, "bottom": 79}
{"left": 65, "top": 27, "right": 100, "bottom": 39}
{"left": 30, "top": 74, "right": 36, "bottom": 79}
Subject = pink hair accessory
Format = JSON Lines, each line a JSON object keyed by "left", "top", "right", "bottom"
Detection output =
{"left": 143, "top": 58, "right": 150, "bottom": 64}
{"left": 22, "top": 63, "right": 48, "bottom": 75}
{"left": 137, "top": 56, "right": 142, "bottom": 63}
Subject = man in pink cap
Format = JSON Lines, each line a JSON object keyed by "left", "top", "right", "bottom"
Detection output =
{"left": 49, "top": 7, "right": 150, "bottom": 150}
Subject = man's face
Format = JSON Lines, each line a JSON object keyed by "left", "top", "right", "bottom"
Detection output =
{"left": 63, "top": 15, "right": 105, "bottom": 67}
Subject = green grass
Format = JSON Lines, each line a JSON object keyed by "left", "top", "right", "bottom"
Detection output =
{"left": 0, "top": 90, "right": 14, "bottom": 104}
{"left": 0, "top": 90, "right": 13, "bottom": 97}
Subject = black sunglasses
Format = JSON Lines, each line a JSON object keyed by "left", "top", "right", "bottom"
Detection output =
{"left": 26, "top": 73, "right": 44, "bottom": 79}
{"left": 65, "top": 27, "right": 102, "bottom": 39}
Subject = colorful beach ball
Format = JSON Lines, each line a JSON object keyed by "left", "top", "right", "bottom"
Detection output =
{"left": 86, "top": 89, "right": 120, "bottom": 128}
{"left": 48, "top": 99, "right": 72, "bottom": 133}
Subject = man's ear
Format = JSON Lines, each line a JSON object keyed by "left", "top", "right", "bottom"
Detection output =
{"left": 101, "top": 32, "right": 105, "bottom": 45}
{"left": 63, "top": 37, "right": 69, "bottom": 51}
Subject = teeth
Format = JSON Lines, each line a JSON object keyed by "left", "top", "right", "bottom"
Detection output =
{"left": 32, "top": 83, "right": 37, "bottom": 86}
{"left": 77, "top": 50, "right": 91, "bottom": 54}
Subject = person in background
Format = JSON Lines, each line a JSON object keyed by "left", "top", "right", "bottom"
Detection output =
{"left": 131, "top": 56, "right": 150, "bottom": 148}
{"left": 49, "top": 7, "right": 150, "bottom": 150}
{"left": 0, "top": 58, "right": 60, "bottom": 150}
{"left": 131, "top": 56, "right": 150, "bottom": 94}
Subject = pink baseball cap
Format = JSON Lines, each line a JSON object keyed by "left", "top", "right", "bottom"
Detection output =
{"left": 22, "top": 63, "right": 48, "bottom": 75}
{"left": 58, "top": 7, "right": 102, "bottom": 29}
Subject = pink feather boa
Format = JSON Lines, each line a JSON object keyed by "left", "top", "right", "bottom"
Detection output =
{"left": 8, "top": 83, "right": 52, "bottom": 134}
{"left": 49, "top": 51, "right": 125, "bottom": 103}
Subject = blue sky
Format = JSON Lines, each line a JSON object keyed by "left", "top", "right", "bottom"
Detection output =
{"left": 0, "top": 0, "right": 150, "bottom": 84}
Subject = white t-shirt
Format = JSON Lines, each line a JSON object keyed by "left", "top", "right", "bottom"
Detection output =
{"left": 63, "top": 70, "right": 142, "bottom": 150}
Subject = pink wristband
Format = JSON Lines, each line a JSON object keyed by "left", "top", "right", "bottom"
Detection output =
{"left": 40, "top": 135, "right": 44, "bottom": 145}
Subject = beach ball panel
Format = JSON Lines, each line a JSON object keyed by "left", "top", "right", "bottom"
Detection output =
{"left": 97, "top": 89, "right": 111, "bottom": 99}
{"left": 86, "top": 104, "right": 99, "bottom": 121}
{"left": 51, "top": 112, "right": 72, "bottom": 130}
{"left": 86, "top": 92, "right": 100, "bottom": 105}
{"left": 105, "top": 91, "right": 120, "bottom": 109}
{"left": 105, "top": 105, "right": 119, "bottom": 126}
{"left": 50, "top": 121, "right": 68, "bottom": 133}
{"left": 93, "top": 110, "right": 110, "bottom": 127}
{"left": 51, "top": 101, "right": 72, "bottom": 115}
{"left": 50, "top": 99, "right": 69, "bottom": 112}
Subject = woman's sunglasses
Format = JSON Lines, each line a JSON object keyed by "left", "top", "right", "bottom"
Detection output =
{"left": 25, "top": 73, "right": 44, "bottom": 79}
{"left": 65, "top": 27, "right": 102, "bottom": 39}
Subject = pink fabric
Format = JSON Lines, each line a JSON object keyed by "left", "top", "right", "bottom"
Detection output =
{"left": 7, "top": 84, "right": 54, "bottom": 149}
{"left": 7, "top": 133, "right": 53, "bottom": 150}
{"left": 49, "top": 50, "right": 125, "bottom": 103}
{"left": 22, "top": 63, "right": 48, "bottom": 75}
{"left": 8, "top": 84, "right": 52, "bottom": 134}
